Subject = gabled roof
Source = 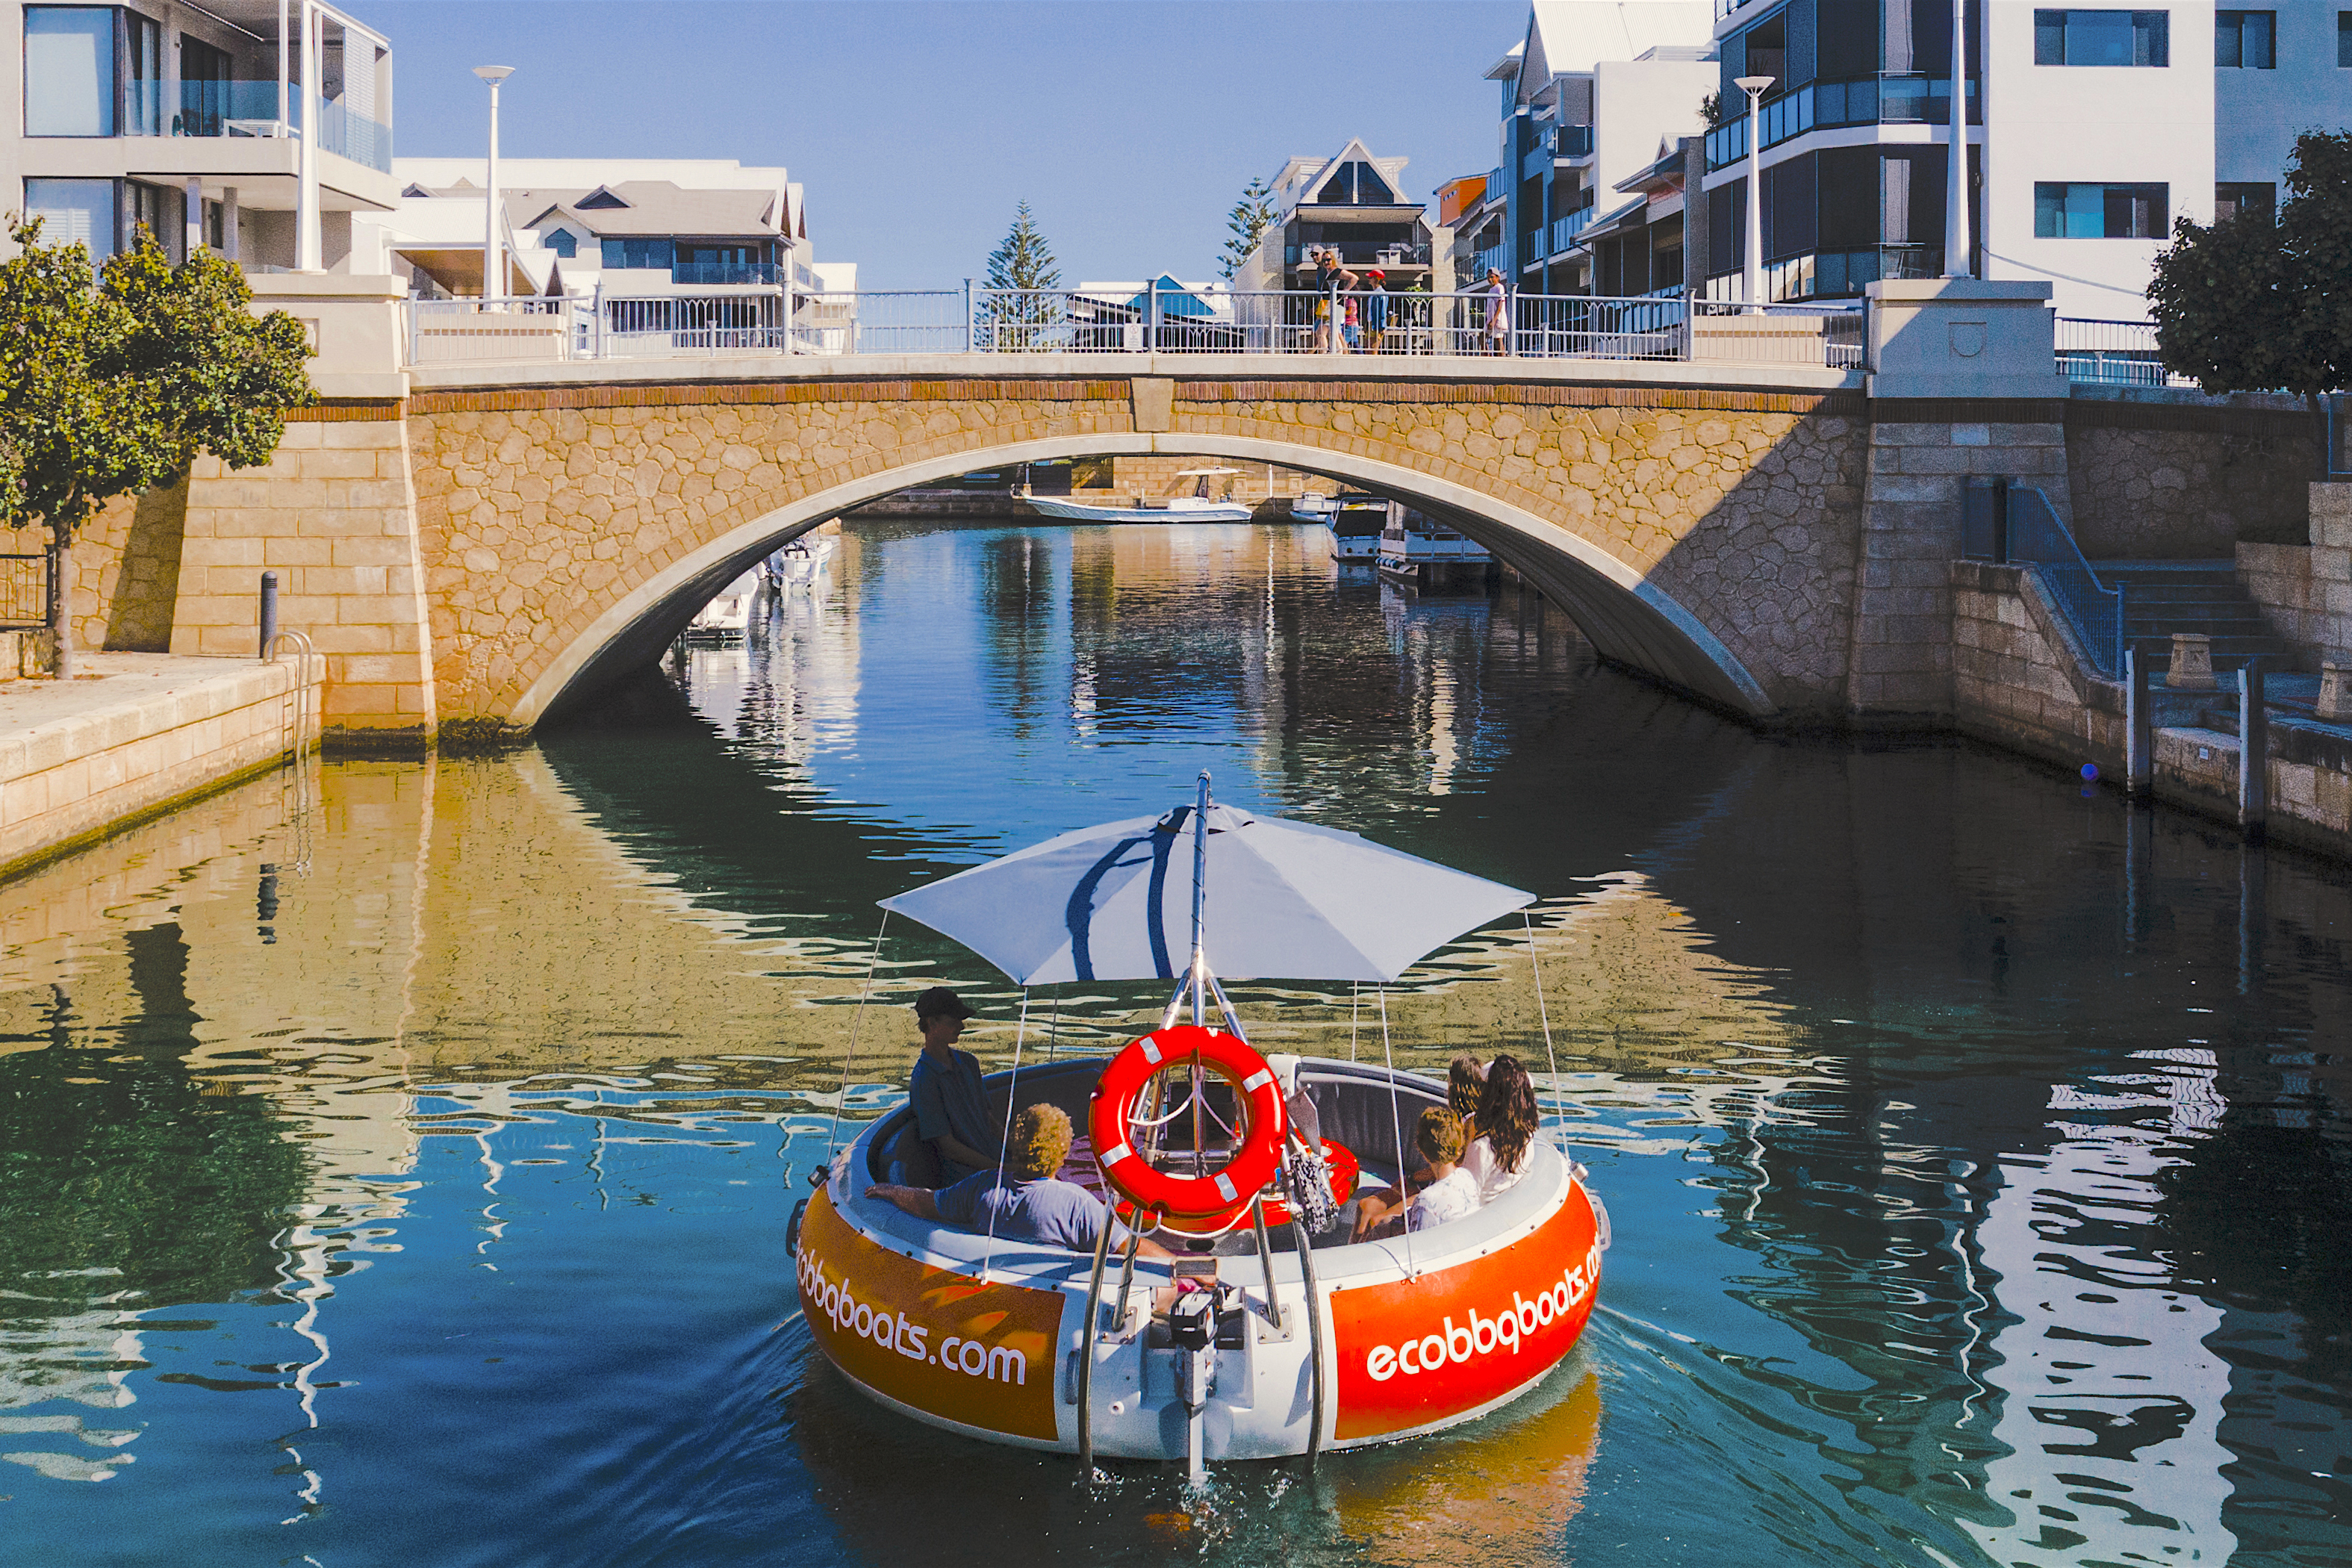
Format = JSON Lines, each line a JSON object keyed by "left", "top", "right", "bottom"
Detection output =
{"left": 1518, "top": 1, "right": 1714, "bottom": 102}
{"left": 400, "top": 180, "right": 784, "bottom": 240}
{"left": 573, "top": 185, "right": 632, "bottom": 210}
{"left": 1275, "top": 138, "right": 1416, "bottom": 215}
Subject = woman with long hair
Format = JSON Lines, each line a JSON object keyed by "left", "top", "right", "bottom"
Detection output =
{"left": 1463, "top": 1054, "right": 1539, "bottom": 1202}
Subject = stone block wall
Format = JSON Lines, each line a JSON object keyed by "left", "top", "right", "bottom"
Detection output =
{"left": 2237, "top": 484, "right": 2352, "bottom": 671}
{"left": 2064, "top": 397, "right": 2313, "bottom": 557}
{"left": 172, "top": 408, "right": 437, "bottom": 744}
{"left": 71, "top": 476, "right": 189, "bottom": 653}
{"left": 1847, "top": 412, "right": 2069, "bottom": 721}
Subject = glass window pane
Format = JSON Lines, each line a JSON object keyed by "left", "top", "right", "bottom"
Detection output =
{"left": 2135, "top": 10, "right": 2168, "bottom": 65}
{"left": 24, "top": 177, "right": 116, "bottom": 259}
{"left": 1353, "top": 163, "right": 1395, "bottom": 204}
{"left": 2247, "top": 11, "right": 2274, "bottom": 67}
{"left": 125, "top": 15, "right": 161, "bottom": 135}
{"left": 2341, "top": 10, "right": 2351, "bottom": 68}
{"left": 2035, "top": 183, "right": 2065, "bottom": 237}
{"left": 24, "top": 7, "right": 115, "bottom": 136}
{"left": 2035, "top": 10, "right": 2066, "bottom": 63}
{"left": 2069, "top": 10, "right": 2132, "bottom": 65}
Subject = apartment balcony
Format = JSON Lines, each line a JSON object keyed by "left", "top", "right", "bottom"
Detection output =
{"left": 1704, "top": 75, "right": 1980, "bottom": 172}
{"left": 673, "top": 261, "right": 785, "bottom": 286}
{"left": 172, "top": 80, "right": 391, "bottom": 172}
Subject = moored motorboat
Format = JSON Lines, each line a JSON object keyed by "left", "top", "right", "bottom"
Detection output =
{"left": 685, "top": 570, "right": 759, "bottom": 638}
{"left": 794, "top": 777, "right": 1606, "bottom": 1481}
{"left": 1377, "top": 509, "right": 1493, "bottom": 591}
{"left": 1022, "top": 469, "right": 1254, "bottom": 524}
{"left": 1329, "top": 493, "right": 1394, "bottom": 561}
{"left": 768, "top": 532, "right": 837, "bottom": 591}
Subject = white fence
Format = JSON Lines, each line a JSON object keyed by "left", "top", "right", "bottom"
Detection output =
{"left": 404, "top": 287, "right": 1877, "bottom": 371}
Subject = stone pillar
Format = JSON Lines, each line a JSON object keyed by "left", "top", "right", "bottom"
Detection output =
{"left": 1846, "top": 279, "right": 2072, "bottom": 722}
{"left": 170, "top": 275, "right": 435, "bottom": 747}
{"left": 2318, "top": 659, "right": 2351, "bottom": 721}
{"left": 2168, "top": 632, "right": 2217, "bottom": 691}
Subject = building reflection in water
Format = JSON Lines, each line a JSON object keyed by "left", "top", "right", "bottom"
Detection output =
{"left": 0, "top": 517, "right": 2342, "bottom": 1566}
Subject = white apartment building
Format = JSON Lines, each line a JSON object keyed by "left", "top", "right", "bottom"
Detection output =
{"left": 1702, "top": 0, "right": 2352, "bottom": 317}
{"left": 4, "top": 0, "right": 396, "bottom": 269}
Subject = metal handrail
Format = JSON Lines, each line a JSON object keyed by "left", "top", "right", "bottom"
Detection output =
{"left": 264, "top": 629, "right": 320, "bottom": 762}
{"left": 2002, "top": 484, "right": 2128, "bottom": 677}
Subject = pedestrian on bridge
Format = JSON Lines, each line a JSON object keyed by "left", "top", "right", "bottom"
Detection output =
{"left": 1481, "top": 267, "right": 1509, "bottom": 355}
{"left": 1362, "top": 269, "right": 1390, "bottom": 354}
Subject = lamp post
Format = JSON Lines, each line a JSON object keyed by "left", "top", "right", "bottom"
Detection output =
{"left": 1735, "top": 75, "right": 1775, "bottom": 311}
{"left": 473, "top": 65, "right": 514, "bottom": 299}
{"left": 1944, "top": 0, "right": 1973, "bottom": 278}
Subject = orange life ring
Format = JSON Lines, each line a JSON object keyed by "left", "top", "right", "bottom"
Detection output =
{"left": 1089, "top": 1024, "right": 1287, "bottom": 1221}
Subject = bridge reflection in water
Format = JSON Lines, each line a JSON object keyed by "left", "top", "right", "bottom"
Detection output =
{"left": 0, "top": 520, "right": 2344, "bottom": 1567}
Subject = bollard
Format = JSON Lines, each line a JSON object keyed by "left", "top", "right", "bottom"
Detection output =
{"left": 2239, "top": 659, "right": 2266, "bottom": 839}
{"left": 258, "top": 571, "right": 279, "bottom": 659}
{"left": 2125, "top": 641, "right": 2154, "bottom": 796}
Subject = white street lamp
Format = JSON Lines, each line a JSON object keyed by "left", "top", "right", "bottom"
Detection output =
{"left": 1943, "top": 0, "right": 1973, "bottom": 278}
{"left": 1735, "top": 75, "right": 1775, "bottom": 311}
{"left": 473, "top": 66, "right": 514, "bottom": 299}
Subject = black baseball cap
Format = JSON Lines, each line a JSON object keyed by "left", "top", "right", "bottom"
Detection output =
{"left": 913, "top": 986, "right": 975, "bottom": 1021}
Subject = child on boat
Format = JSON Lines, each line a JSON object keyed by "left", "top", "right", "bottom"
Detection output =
{"left": 1354, "top": 1107, "right": 1478, "bottom": 1240}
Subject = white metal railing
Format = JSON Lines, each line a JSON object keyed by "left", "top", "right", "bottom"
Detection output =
{"left": 401, "top": 287, "right": 1868, "bottom": 370}
{"left": 2056, "top": 317, "right": 2198, "bottom": 388}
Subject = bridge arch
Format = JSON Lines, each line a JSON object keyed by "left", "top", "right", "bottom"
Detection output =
{"left": 518, "top": 433, "right": 1774, "bottom": 728}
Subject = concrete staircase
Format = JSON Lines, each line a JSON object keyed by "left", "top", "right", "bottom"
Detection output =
{"left": 2096, "top": 560, "right": 2289, "bottom": 675}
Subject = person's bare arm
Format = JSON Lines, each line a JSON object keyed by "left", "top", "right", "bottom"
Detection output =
{"left": 866, "top": 1183, "right": 943, "bottom": 1222}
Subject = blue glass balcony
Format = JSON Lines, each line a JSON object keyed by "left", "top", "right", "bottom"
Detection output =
{"left": 173, "top": 81, "right": 391, "bottom": 173}
{"left": 1703, "top": 75, "right": 1979, "bottom": 172}
{"left": 673, "top": 262, "right": 783, "bottom": 286}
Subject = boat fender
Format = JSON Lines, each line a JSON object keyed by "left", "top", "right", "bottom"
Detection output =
{"left": 786, "top": 1198, "right": 808, "bottom": 1257}
{"left": 1089, "top": 1024, "right": 1287, "bottom": 1219}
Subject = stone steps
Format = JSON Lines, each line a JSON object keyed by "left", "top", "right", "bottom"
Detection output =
{"left": 2097, "top": 560, "right": 2291, "bottom": 673}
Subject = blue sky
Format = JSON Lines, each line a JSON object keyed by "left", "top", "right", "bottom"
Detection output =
{"left": 353, "top": 1, "right": 1522, "bottom": 290}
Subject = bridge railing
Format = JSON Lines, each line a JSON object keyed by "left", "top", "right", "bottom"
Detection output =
{"left": 2055, "top": 317, "right": 2200, "bottom": 389}
{"left": 402, "top": 287, "right": 1864, "bottom": 370}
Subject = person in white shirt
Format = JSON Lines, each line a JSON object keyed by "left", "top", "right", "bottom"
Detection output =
{"left": 1460, "top": 1054, "right": 1538, "bottom": 1204}
{"left": 1355, "top": 1106, "right": 1476, "bottom": 1239}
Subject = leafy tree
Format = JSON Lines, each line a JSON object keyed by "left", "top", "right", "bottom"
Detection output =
{"left": 1219, "top": 175, "right": 1278, "bottom": 284}
{"left": 2148, "top": 131, "right": 2352, "bottom": 477}
{"left": 981, "top": 200, "right": 1063, "bottom": 351}
{"left": 0, "top": 220, "right": 312, "bottom": 676}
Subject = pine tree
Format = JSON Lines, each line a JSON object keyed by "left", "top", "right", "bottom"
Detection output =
{"left": 981, "top": 202, "right": 1063, "bottom": 350}
{"left": 1219, "top": 175, "right": 1278, "bottom": 284}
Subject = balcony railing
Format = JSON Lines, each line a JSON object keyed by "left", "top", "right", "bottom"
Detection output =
{"left": 405, "top": 287, "right": 1864, "bottom": 371}
{"left": 1704, "top": 75, "right": 1979, "bottom": 171}
{"left": 673, "top": 261, "right": 784, "bottom": 286}
{"left": 173, "top": 80, "right": 391, "bottom": 172}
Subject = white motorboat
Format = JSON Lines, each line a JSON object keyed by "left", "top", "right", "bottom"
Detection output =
{"left": 1289, "top": 492, "right": 1337, "bottom": 524}
{"left": 1328, "top": 494, "right": 1393, "bottom": 561}
{"left": 1023, "top": 469, "right": 1254, "bottom": 524}
{"left": 1377, "top": 509, "right": 1493, "bottom": 589}
{"left": 685, "top": 570, "right": 759, "bottom": 639}
{"left": 769, "top": 532, "right": 838, "bottom": 591}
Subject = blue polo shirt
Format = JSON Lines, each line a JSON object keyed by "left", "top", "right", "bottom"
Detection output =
{"left": 934, "top": 1171, "right": 1118, "bottom": 1254}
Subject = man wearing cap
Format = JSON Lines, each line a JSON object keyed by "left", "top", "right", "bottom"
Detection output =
{"left": 907, "top": 987, "right": 1001, "bottom": 1183}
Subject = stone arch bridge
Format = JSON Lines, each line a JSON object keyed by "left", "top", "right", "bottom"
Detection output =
{"left": 59, "top": 343, "right": 2309, "bottom": 747}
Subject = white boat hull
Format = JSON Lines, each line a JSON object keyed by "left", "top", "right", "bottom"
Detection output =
{"left": 794, "top": 1056, "right": 1605, "bottom": 1463}
{"left": 1024, "top": 496, "right": 1257, "bottom": 525}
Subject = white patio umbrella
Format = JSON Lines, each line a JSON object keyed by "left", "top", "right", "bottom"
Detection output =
{"left": 879, "top": 778, "right": 1531, "bottom": 985}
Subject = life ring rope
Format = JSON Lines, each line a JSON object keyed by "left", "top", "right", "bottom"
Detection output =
{"left": 1089, "top": 1024, "right": 1287, "bottom": 1223}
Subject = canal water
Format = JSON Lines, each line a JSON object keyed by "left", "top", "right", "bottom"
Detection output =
{"left": 2, "top": 521, "right": 2346, "bottom": 1567}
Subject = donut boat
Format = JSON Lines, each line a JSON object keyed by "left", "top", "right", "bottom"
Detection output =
{"left": 793, "top": 775, "right": 1611, "bottom": 1478}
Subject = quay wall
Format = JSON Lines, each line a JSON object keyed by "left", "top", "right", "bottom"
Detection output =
{"left": 2236, "top": 486, "right": 2352, "bottom": 672}
{"left": 0, "top": 655, "right": 321, "bottom": 881}
{"left": 2062, "top": 395, "right": 2315, "bottom": 559}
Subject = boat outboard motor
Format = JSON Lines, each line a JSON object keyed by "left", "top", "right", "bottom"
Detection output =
{"left": 1169, "top": 1288, "right": 1217, "bottom": 1485}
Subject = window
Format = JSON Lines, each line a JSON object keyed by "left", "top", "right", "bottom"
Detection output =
{"left": 542, "top": 228, "right": 576, "bottom": 258}
{"left": 125, "top": 13, "right": 161, "bottom": 135}
{"left": 1314, "top": 161, "right": 1396, "bottom": 205}
{"left": 2216, "top": 182, "right": 2275, "bottom": 224}
{"left": 2034, "top": 10, "right": 2169, "bottom": 66}
{"left": 23, "top": 178, "right": 116, "bottom": 260}
{"left": 2216, "top": 10, "right": 2274, "bottom": 68}
{"left": 178, "top": 37, "right": 233, "bottom": 137}
{"left": 2340, "top": 11, "right": 2351, "bottom": 66}
{"left": 599, "top": 237, "right": 673, "bottom": 270}
{"left": 2035, "top": 181, "right": 2168, "bottom": 238}
{"left": 24, "top": 7, "right": 114, "bottom": 135}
